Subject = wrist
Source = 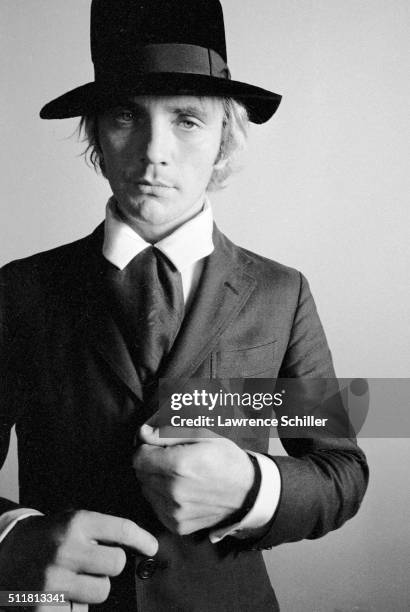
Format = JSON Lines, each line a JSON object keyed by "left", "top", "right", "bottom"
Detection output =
{"left": 236, "top": 453, "right": 262, "bottom": 518}
{"left": 217, "top": 453, "right": 261, "bottom": 529}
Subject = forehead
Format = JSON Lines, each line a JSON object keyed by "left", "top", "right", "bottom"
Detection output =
{"left": 108, "top": 95, "right": 225, "bottom": 118}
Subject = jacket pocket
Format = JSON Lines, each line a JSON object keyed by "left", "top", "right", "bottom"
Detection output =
{"left": 215, "top": 340, "right": 277, "bottom": 377}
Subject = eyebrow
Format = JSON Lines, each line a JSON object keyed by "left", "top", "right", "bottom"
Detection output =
{"left": 116, "top": 99, "right": 211, "bottom": 121}
{"left": 169, "top": 105, "right": 209, "bottom": 120}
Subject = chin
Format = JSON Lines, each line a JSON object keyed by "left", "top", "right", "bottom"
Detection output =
{"left": 120, "top": 192, "right": 162, "bottom": 212}
{"left": 121, "top": 196, "right": 170, "bottom": 225}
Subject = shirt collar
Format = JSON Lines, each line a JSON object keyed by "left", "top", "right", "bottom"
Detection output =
{"left": 103, "top": 196, "right": 214, "bottom": 271}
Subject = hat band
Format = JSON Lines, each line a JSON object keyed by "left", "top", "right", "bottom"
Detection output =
{"left": 94, "top": 43, "right": 231, "bottom": 81}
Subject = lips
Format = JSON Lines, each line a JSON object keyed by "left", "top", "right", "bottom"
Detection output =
{"left": 133, "top": 181, "right": 175, "bottom": 197}
{"left": 136, "top": 179, "right": 174, "bottom": 189}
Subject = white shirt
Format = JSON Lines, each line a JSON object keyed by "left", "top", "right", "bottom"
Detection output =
{"left": 103, "top": 196, "right": 214, "bottom": 310}
{"left": 0, "top": 197, "right": 281, "bottom": 565}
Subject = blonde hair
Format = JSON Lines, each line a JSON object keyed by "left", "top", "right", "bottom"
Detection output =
{"left": 78, "top": 97, "right": 249, "bottom": 191}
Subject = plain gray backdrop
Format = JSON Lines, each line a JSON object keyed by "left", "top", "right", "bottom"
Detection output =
{"left": 1, "top": 1, "right": 409, "bottom": 611}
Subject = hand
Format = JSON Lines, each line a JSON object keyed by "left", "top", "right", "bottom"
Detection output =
{"left": 133, "top": 424, "right": 254, "bottom": 535}
{"left": 0, "top": 510, "right": 158, "bottom": 605}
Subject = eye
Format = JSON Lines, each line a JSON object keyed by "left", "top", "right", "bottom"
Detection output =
{"left": 114, "top": 109, "right": 135, "bottom": 124}
{"left": 178, "top": 116, "right": 200, "bottom": 131}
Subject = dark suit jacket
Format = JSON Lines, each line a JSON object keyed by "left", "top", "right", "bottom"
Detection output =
{"left": 0, "top": 224, "right": 368, "bottom": 611}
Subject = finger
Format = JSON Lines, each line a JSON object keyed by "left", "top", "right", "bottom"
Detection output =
{"left": 77, "top": 544, "right": 126, "bottom": 577}
{"left": 70, "top": 574, "right": 111, "bottom": 605}
{"left": 78, "top": 512, "right": 158, "bottom": 557}
{"left": 139, "top": 423, "right": 220, "bottom": 446}
{"left": 43, "top": 566, "right": 109, "bottom": 603}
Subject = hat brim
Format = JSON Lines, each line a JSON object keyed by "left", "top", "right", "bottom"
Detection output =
{"left": 39, "top": 73, "right": 281, "bottom": 124}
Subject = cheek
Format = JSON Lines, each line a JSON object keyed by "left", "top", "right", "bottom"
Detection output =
{"left": 179, "top": 140, "right": 221, "bottom": 181}
{"left": 100, "top": 131, "right": 132, "bottom": 169}
{"left": 103, "top": 149, "right": 135, "bottom": 185}
{"left": 103, "top": 140, "right": 126, "bottom": 166}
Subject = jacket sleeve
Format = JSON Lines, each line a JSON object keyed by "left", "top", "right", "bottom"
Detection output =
{"left": 251, "top": 273, "right": 369, "bottom": 549}
{"left": 0, "top": 265, "right": 25, "bottom": 515}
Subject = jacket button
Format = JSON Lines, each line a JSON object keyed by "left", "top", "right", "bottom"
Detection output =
{"left": 137, "top": 557, "right": 157, "bottom": 579}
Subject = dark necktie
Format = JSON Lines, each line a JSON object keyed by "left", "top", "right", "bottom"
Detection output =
{"left": 106, "top": 246, "right": 184, "bottom": 384}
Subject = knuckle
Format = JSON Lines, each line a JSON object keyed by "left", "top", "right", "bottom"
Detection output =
{"left": 170, "top": 481, "right": 185, "bottom": 504}
{"left": 44, "top": 566, "right": 71, "bottom": 593}
{"left": 73, "top": 509, "right": 88, "bottom": 525}
{"left": 43, "top": 565, "right": 56, "bottom": 591}
{"left": 54, "top": 540, "right": 85, "bottom": 573}
{"left": 81, "top": 577, "right": 111, "bottom": 604}
{"left": 68, "top": 509, "right": 86, "bottom": 534}
{"left": 174, "top": 453, "right": 191, "bottom": 478}
{"left": 173, "top": 505, "right": 185, "bottom": 523}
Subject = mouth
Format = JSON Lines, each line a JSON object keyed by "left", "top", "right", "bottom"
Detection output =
{"left": 131, "top": 179, "right": 175, "bottom": 195}
{"left": 136, "top": 179, "right": 173, "bottom": 188}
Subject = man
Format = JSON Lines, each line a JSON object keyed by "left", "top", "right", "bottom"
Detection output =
{"left": 0, "top": 1, "right": 368, "bottom": 611}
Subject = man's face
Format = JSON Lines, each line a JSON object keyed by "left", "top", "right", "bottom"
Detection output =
{"left": 98, "top": 95, "right": 224, "bottom": 239}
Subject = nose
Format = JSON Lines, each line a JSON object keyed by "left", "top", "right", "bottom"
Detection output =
{"left": 139, "top": 117, "right": 170, "bottom": 166}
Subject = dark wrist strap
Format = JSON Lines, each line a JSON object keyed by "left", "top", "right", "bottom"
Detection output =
{"left": 216, "top": 453, "right": 262, "bottom": 529}
{"left": 237, "top": 453, "right": 262, "bottom": 518}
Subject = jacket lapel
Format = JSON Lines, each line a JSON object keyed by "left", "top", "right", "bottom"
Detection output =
{"left": 159, "top": 226, "right": 256, "bottom": 381}
{"left": 83, "top": 224, "right": 144, "bottom": 402}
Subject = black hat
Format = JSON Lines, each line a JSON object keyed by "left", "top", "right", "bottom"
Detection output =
{"left": 40, "top": 0, "right": 281, "bottom": 124}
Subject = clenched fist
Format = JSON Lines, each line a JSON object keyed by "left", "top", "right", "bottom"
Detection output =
{"left": 133, "top": 425, "right": 254, "bottom": 535}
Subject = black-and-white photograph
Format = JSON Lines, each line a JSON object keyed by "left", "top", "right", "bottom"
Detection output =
{"left": 0, "top": 1, "right": 409, "bottom": 611}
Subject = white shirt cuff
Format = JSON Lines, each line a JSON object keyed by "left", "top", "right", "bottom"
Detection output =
{"left": 0, "top": 508, "right": 44, "bottom": 545}
{"left": 209, "top": 452, "right": 281, "bottom": 543}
